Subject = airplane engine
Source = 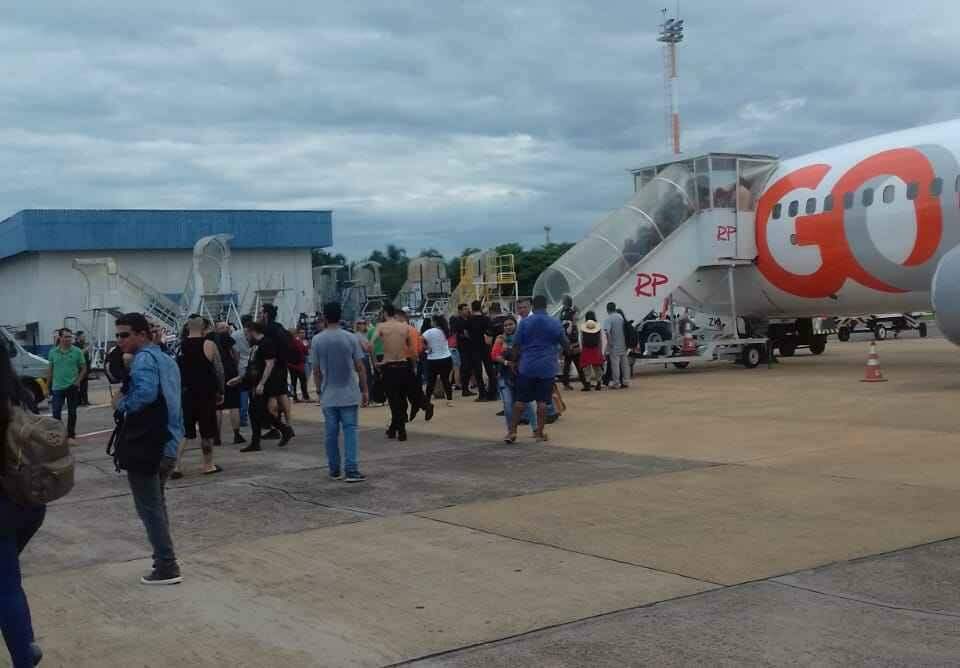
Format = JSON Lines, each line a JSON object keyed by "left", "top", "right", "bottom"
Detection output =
{"left": 932, "top": 246, "right": 960, "bottom": 345}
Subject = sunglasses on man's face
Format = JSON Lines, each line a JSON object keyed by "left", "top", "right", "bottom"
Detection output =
{"left": 115, "top": 332, "right": 132, "bottom": 339}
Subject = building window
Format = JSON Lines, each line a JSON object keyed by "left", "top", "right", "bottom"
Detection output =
{"left": 862, "top": 188, "right": 874, "bottom": 206}
{"left": 931, "top": 178, "right": 944, "bottom": 196}
{"left": 805, "top": 198, "right": 817, "bottom": 214}
{"left": 788, "top": 200, "right": 799, "bottom": 217}
{"left": 824, "top": 194, "right": 834, "bottom": 212}
{"left": 907, "top": 182, "right": 918, "bottom": 200}
{"left": 882, "top": 185, "right": 895, "bottom": 203}
{"left": 772, "top": 203, "right": 782, "bottom": 220}
{"left": 844, "top": 192, "right": 854, "bottom": 209}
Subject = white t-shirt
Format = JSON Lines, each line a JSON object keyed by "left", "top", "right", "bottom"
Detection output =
{"left": 422, "top": 327, "right": 452, "bottom": 361}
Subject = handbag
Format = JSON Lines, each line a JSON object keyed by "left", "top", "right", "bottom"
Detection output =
{"left": 106, "top": 348, "right": 171, "bottom": 475}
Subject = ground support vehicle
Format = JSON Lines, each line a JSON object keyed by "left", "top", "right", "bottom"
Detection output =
{"left": 837, "top": 313, "right": 929, "bottom": 341}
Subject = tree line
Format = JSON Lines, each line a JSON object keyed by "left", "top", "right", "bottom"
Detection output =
{"left": 312, "top": 241, "right": 575, "bottom": 300}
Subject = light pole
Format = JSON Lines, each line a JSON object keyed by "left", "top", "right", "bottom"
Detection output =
{"left": 658, "top": 12, "right": 684, "bottom": 155}
{"left": 544, "top": 225, "right": 552, "bottom": 245}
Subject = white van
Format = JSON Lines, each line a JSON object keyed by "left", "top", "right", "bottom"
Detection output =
{"left": 0, "top": 327, "right": 50, "bottom": 404}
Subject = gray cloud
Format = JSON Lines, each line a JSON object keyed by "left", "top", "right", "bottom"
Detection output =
{"left": 1, "top": 1, "right": 957, "bottom": 258}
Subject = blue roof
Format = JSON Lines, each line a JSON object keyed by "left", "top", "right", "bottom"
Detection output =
{"left": 0, "top": 209, "right": 333, "bottom": 261}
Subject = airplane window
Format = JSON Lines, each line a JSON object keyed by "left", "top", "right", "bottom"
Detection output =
{"left": 843, "top": 192, "right": 854, "bottom": 209}
{"left": 931, "top": 178, "right": 943, "bottom": 196}
{"left": 805, "top": 198, "right": 816, "bottom": 214}
{"left": 823, "top": 194, "right": 834, "bottom": 212}
{"left": 882, "top": 185, "right": 895, "bottom": 203}
{"left": 907, "top": 182, "right": 918, "bottom": 200}
{"left": 772, "top": 203, "right": 781, "bottom": 220}
{"left": 862, "top": 188, "right": 874, "bottom": 206}
{"left": 788, "top": 200, "right": 799, "bottom": 217}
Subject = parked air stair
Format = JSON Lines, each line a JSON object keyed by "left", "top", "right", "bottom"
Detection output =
{"left": 534, "top": 154, "right": 778, "bottom": 324}
{"left": 73, "top": 258, "right": 181, "bottom": 332}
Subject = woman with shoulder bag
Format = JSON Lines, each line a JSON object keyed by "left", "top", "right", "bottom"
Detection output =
{"left": 0, "top": 347, "right": 46, "bottom": 666}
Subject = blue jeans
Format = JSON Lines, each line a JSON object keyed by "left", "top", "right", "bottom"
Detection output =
{"left": 51, "top": 386, "right": 80, "bottom": 437}
{"left": 126, "top": 471, "right": 177, "bottom": 567}
{"left": 323, "top": 405, "right": 360, "bottom": 475}
{"left": 498, "top": 379, "right": 536, "bottom": 432}
{"left": 0, "top": 495, "right": 44, "bottom": 668}
{"left": 239, "top": 390, "right": 249, "bottom": 426}
{"left": 0, "top": 534, "right": 33, "bottom": 668}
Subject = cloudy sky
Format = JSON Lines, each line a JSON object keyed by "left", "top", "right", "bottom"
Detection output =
{"left": 3, "top": 1, "right": 958, "bottom": 259}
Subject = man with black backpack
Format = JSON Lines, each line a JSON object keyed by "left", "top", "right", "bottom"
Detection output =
{"left": 112, "top": 313, "right": 185, "bottom": 586}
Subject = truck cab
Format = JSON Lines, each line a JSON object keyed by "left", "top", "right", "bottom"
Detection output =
{"left": 0, "top": 327, "right": 50, "bottom": 404}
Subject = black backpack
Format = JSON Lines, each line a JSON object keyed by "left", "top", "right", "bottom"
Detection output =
{"left": 269, "top": 323, "right": 294, "bottom": 365}
{"left": 581, "top": 330, "right": 601, "bottom": 348}
{"left": 622, "top": 315, "right": 638, "bottom": 349}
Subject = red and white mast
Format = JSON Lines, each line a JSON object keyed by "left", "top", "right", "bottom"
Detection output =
{"left": 658, "top": 10, "right": 684, "bottom": 155}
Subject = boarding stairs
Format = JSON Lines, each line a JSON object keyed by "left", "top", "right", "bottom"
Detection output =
{"left": 534, "top": 154, "right": 781, "bottom": 367}
{"left": 73, "top": 258, "right": 181, "bottom": 332}
{"left": 536, "top": 155, "right": 777, "bottom": 325}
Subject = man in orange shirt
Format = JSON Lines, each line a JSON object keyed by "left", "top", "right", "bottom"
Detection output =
{"left": 398, "top": 308, "right": 429, "bottom": 423}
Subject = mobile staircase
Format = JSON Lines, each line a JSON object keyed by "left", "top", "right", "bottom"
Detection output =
{"left": 534, "top": 154, "right": 779, "bottom": 369}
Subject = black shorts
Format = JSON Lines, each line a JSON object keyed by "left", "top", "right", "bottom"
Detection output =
{"left": 515, "top": 375, "right": 553, "bottom": 404}
{"left": 221, "top": 386, "right": 241, "bottom": 410}
{"left": 183, "top": 394, "right": 218, "bottom": 440}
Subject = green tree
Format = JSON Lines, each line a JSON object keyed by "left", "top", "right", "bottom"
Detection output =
{"left": 514, "top": 242, "right": 573, "bottom": 295}
{"left": 367, "top": 244, "right": 409, "bottom": 300}
{"left": 418, "top": 248, "right": 444, "bottom": 258}
{"left": 311, "top": 249, "right": 348, "bottom": 267}
{"left": 495, "top": 243, "right": 523, "bottom": 258}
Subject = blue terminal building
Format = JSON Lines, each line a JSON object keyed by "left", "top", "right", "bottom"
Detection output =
{"left": 0, "top": 209, "right": 332, "bottom": 350}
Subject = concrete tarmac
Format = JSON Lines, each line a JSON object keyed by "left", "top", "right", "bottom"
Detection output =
{"left": 11, "top": 335, "right": 960, "bottom": 667}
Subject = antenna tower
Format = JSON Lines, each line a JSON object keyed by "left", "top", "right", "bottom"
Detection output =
{"left": 657, "top": 9, "right": 684, "bottom": 155}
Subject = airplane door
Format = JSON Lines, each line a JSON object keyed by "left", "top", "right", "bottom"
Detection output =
{"left": 736, "top": 159, "right": 777, "bottom": 260}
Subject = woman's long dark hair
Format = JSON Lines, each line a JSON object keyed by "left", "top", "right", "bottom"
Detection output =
{"left": 431, "top": 315, "right": 450, "bottom": 338}
{"left": 0, "top": 347, "right": 18, "bottom": 470}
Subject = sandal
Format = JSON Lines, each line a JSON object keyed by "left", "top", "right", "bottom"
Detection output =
{"left": 203, "top": 465, "right": 224, "bottom": 475}
{"left": 503, "top": 432, "right": 517, "bottom": 444}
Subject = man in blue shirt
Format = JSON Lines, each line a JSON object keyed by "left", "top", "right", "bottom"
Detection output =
{"left": 113, "top": 312, "right": 185, "bottom": 586}
{"left": 506, "top": 295, "right": 568, "bottom": 443}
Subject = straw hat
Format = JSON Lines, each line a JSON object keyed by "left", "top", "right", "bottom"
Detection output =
{"left": 580, "top": 320, "right": 600, "bottom": 334}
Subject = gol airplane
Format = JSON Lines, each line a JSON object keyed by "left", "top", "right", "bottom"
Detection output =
{"left": 534, "top": 120, "right": 960, "bottom": 359}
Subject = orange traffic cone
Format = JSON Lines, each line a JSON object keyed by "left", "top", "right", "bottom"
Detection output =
{"left": 860, "top": 342, "right": 888, "bottom": 383}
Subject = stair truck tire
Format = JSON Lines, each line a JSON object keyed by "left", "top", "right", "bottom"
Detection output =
{"left": 778, "top": 340, "right": 797, "bottom": 357}
{"left": 809, "top": 335, "right": 827, "bottom": 355}
{"left": 741, "top": 344, "right": 762, "bottom": 369}
{"left": 672, "top": 362, "right": 690, "bottom": 369}
{"left": 874, "top": 323, "right": 888, "bottom": 341}
{"left": 919, "top": 322, "right": 928, "bottom": 338}
{"left": 838, "top": 326, "right": 851, "bottom": 342}
{"left": 640, "top": 322, "right": 673, "bottom": 358}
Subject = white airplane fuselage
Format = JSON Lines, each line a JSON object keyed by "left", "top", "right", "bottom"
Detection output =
{"left": 682, "top": 120, "right": 960, "bottom": 321}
